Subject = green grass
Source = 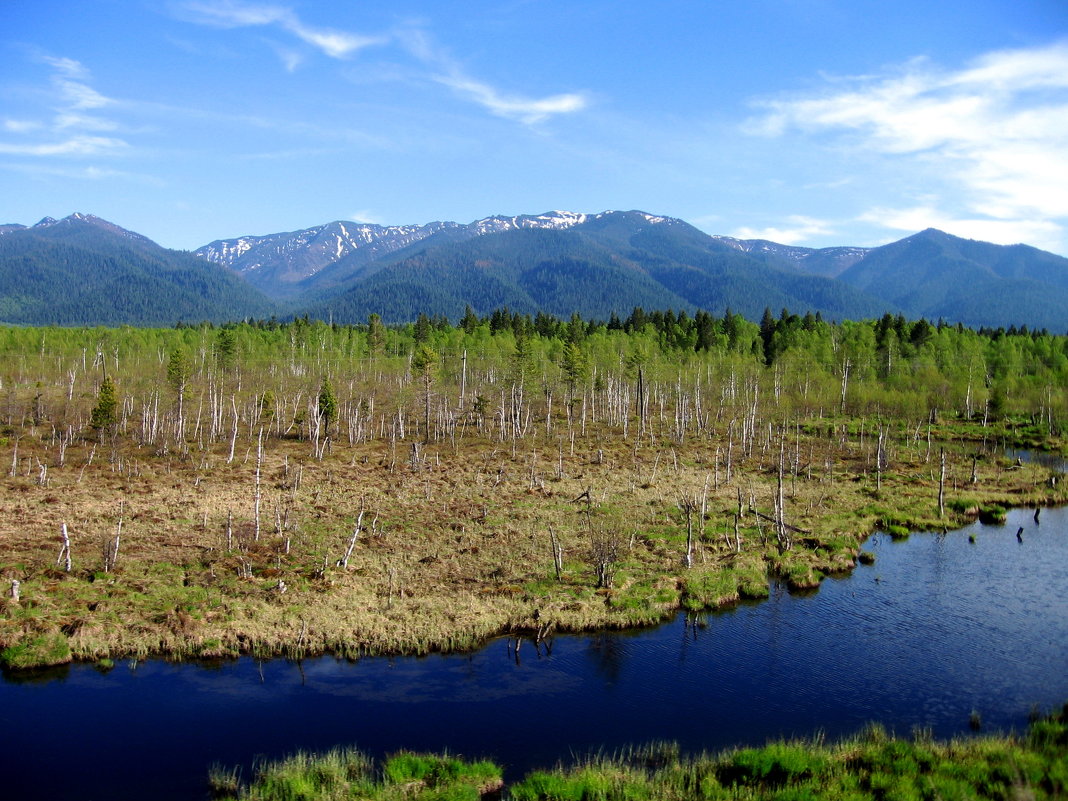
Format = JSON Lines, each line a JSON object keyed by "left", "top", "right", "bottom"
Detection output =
{"left": 505, "top": 702, "right": 1068, "bottom": 801}
{"left": 978, "top": 505, "right": 1008, "bottom": 525}
{"left": 210, "top": 749, "right": 501, "bottom": 801}
{"left": 218, "top": 704, "right": 1068, "bottom": 800}
{"left": 0, "top": 631, "right": 71, "bottom": 668}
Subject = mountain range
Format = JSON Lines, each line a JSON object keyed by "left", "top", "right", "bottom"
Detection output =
{"left": 1, "top": 210, "right": 1066, "bottom": 331}
{"left": 0, "top": 214, "right": 275, "bottom": 326}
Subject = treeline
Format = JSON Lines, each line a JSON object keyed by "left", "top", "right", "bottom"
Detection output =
{"left": 0, "top": 306, "right": 1064, "bottom": 449}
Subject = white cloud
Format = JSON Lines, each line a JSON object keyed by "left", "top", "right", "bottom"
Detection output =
{"left": 39, "top": 55, "right": 89, "bottom": 79}
{"left": 56, "top": 78, "right": 113, "bottom": 110}
{"left": 0, "top": 57, "right": 128, "bottom": 158}
{"left": 3, "top": 119, "right": 43, "bottom": 134}
{"left": 177, "top": 5, "right": 587, "bottom": 125}
{"left": 0, "top": 162, "right": 163, "bottom": 184}
{"left": 180, "top": 1, "right": 385, "bottom": 59}
{"left": 55, "top": 113, "right": 119, "bottom": 132}
{"left": 0, "top": 136, "right": 127, "bottom": 156}
{"left": 749, "top": 41, "right": 1068, "bottom": 249}
{"left": 433, "top": 72, "right": 587, "bottom": 124}
{"left": 349, "top": 209, "right": 386, "bottom": 225}
{"left": 859, "top": 205, "right": 1063, "bottom": 251}
{"left": 731, "top": 215, "right": 834, "bottom": 245}
{"left": 399, "top": 28, "right": 588, "bottom": 124}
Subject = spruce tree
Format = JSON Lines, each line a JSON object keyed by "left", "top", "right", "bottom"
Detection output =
{"left": 90, "top": 376, "right": 118, "bottom": 435}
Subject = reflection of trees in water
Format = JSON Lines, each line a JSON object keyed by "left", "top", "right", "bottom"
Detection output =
{"left": 1, "top": 662, "right": 71, "bottom": 685}
{"left": 586, "top": 633, "right": 627, "bottom": 684}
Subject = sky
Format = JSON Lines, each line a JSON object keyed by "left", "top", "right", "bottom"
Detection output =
{"left": 2, "top": 0, "right": 1067, "bottom": 255}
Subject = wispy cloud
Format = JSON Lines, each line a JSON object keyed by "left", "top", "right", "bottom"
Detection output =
{"left": 176, "top": 4, "right": 588, "bottom": 125}
{"left": 858, "top": 205, "right": 1064, "bottom": 251}
{"left": 748, "top": 41, "right": 1068, "bottom": 248}
{"left": 399, "top": 27, "right": 588, "bottom": 125}
{"left": 731, "top": 215, "right": 834, "bottom": 245}
{"left": 0, "top": 136, "right": 126, "bottom": 157}
{"left": 432, "top": 71, "right": 588, "bottom": 125}
{"left": 0, "top": 161, "right": 164, "bottom": 185}
{"left": 0, "top": 55, "right": 128, "bottom": 159}
{"left": 178, "top": 0, "right": 385, "bottom": 59}
{"left": 348, "top": 209, "right": 386, "bottom": 225}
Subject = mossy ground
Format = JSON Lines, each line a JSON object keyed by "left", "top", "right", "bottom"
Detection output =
{"left": 2, "top": 415, "right": 1063, "bottom": 670}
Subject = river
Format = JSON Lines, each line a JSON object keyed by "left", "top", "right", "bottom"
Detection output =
{"left": 2, "top": 505, "right": 1066, "bottom": 800}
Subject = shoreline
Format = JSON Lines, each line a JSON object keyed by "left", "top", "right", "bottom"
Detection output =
{"left": 3, "top": 434, "right": 1064, "bottom": 673}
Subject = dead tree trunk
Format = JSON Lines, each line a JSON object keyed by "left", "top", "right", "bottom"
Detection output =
{"left": 57, "top": 523, "right": 72, "bottom": 572}
{"left": 548, "top": 524, "right": 563, "bottom": 580}
{"left": 337, "top": 508, "right": 365, "bottom": 569}
{"left": 938, "top": 448, "right": 947, "bottom": 517}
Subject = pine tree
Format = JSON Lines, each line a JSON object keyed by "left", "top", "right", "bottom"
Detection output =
{"left": 318, "top": 379, "right": 338, "bottom": 428}
{"left": 90, "top": 376, "right": 118, "bottom": 435}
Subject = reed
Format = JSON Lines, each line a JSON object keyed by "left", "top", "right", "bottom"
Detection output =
{"left": 504, "top": 702, "right": 1068, "bottom": 800}
{"left": 210, "top": 748, "right": 501, "bottom": 801}
{"left": 217, "top": 704, "right": 1068, "bottom": 800}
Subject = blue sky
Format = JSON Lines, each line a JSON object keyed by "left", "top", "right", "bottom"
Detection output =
{"left": 3, "top": 0, "right": 1067, "bottom": 254}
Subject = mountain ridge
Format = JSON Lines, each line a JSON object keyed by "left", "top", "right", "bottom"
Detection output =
{"left": 0, "top": 213, "right": 277, "bottom": 326}
{"left": 2, "top": 210, "right": 1066, "bottom": 330}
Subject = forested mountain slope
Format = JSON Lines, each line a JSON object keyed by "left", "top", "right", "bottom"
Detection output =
{"left": 835, "top": 229, "right": 1068, "bottom": 331}
{"left": 4, "top": 210, "right": 1066, "bottom": 330}
{"left": 0, "top": 214, "right": 277, "bottom": 326}
{"left": 297, "top": 211, "right": 892, "bottom": 324}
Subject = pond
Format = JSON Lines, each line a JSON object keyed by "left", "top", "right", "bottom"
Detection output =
{"left": 3, "top": 505, "right": 1067, "bottom": 800}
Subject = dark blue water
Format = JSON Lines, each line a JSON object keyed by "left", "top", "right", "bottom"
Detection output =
{"left": 2, "top": 506, "right": 1066, "bottom": 800}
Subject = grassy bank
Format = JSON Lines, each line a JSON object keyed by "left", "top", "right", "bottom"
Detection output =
{"left": 210, "top": 703, "right": 1068, "bottom": 800}
{"left": 1, "top": 417, "right": 1064, "bottom": 670}
{"left": 210, "top": 750, "right": 503, "bottom": 801}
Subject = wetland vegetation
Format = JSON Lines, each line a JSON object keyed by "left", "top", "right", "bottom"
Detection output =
{"left": 0, "top": 309, "right": 1065, "bottom": 670}
{"left": 210, "top": 703, "right": 1068, "bottom": 800}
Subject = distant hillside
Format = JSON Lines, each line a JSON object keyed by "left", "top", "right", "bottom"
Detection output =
{"left": 0, "top": 214, "right": 277, "bottom": 326}
{"left": 195, "top": 211, "right": 594, "bottom": 300}
{"left": 200, "top": 210, "right": 1068, "bottom": 329}
{"left": 836, "top": 229, "right": 1068, "bottom": 331}
{"left": 3, "top": 210, "right": 1065, "bottom": 330}
{"left": 712, "top": 236, "right": 870, "bottom": 278}
{"left": 294, "top": 211, "right": 892, "bottom": 325}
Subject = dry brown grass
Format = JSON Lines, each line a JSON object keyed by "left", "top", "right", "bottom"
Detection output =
{"left": 1, "top": 420, "right": 1063, "bottom": 669}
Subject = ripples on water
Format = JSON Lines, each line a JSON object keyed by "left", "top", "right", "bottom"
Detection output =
{"left": 2, "top": 507, "right": 1066, "bottom": 800}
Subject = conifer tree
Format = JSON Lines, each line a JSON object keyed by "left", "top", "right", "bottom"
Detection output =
{"left": 318, "top": 379, "right": 338, "bottom": 428}
{"left": 89, "top": 376, "right": 118, "bottom": 437}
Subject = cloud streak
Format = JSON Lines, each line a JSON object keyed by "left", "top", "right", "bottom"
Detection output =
{"left": 178, "top": 3, "right": 588, "bottom": 124}
{"left": 179, "top": 0, "right": 385, "bottom": 58}
{"left": 748, "top": 41, "right": 1068, "bottom": 248}
{"left": 399, "top": 27, "right": 588, "bottom": 124}
{"left": 0, "top": 56, "right": 128, "bottom": 159}
{"left": 731, "top": 216, "right": 834, "bottom": 245}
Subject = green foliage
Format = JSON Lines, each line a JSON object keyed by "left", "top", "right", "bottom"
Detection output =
{"left": 411, "top": 344, "right": 437, "bottom": 381}
{"left": 166, "top": 348, "right": 188, "bottom": 394}
{"left": 317, "top": 380, "right": 338, "bottom": 426}
{"left": 89, "top": 375, "right": 118, "bottom": 432}
{"left": 367, "top": 312, "right": 386, "bottom": 355}
{"left": 0, "top": 216, "right": 276, "bottom": 326}
{"left": 560, "top": 341, "right": 589, "bottom": 396}
{"left": 216, "top": 327, "right": 237, "bottom": 371}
